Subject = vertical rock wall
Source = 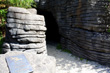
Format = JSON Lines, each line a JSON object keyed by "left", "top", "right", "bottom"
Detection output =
{"left": 36, "top": 0, "right": 110, "bottom": 64}
{"left": 2, "top": 7, "right": 47, "bottom": 54}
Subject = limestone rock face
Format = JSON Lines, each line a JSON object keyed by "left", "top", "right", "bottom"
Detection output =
{"left": 2, "top": 7, "right": 47, "bottom": 54}
{"left": 36, "top": 0, "right": 110, "bottom": 64}
{"left": 0, "top": 51, "right": 56, "bottom": 73}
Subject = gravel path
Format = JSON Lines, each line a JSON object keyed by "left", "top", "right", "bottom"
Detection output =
{"left": 47, "top": 41, "right": 110, "bottom": 73}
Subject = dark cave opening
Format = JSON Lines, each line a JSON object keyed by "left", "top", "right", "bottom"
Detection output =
{"left": 37, "top": 9, "right": 61, "bottom": 42}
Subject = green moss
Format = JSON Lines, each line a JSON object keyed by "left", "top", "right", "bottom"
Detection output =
{"left": 56, "top": 43, "right": 72, "bottom": 54}
{"left": 107, "top": 28, "right": 110, "bottom": 32}
{"left": 56, "top": 44, "right": 62, "bottom": 49}
{"left": 80, "top": 57, "right": 84, "bottom": 61}
{"left": 62, "top": 49, "right": 72, "bottom": 54}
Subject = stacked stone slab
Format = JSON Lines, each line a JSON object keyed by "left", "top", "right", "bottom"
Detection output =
{"left": 36, "top": 0, "right": 110, "bottom": 65}
{"left": 2, "top": 7, "right": 47, "bottom": 54}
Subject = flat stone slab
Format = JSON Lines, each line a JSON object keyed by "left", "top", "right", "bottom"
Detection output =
{"left": 7, "top": 12, "right": 44, "bottom": 21}
{"left": 7, "top": 18, "right": 45, "bottom": 25}
{"left": 8, "top": 7, "right": 30, "bottom": 14}
{"left": 0, "top": 51, "right": 56, "bottom": 73}
{"left": 17, "top": 38, "right": 45, "bottom": 43}
{"left": 10, "top": 41, "right": 46, "bottom": 49}
{"left": 12, "top": 35, "right": 46, "bottom": 38}
{"left": 9, "top": 29, "right": 45, "bottom": 35}
{"left": 6, "top": 23, "right": 46, "bottom": 31}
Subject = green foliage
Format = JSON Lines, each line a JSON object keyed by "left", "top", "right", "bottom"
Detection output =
{"left": 0, "top": 0, "right": 37, "bottom": 28}
{"left": 0, "top": 32, "right": 4, "bottom": 54}
{"left": 0, "top": 9, "right": 7, "bottom": 27}
{"left": 7, "top": 0, "right": 37, "bottom": 8}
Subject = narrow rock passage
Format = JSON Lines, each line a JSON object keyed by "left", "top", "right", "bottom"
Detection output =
{"left": 47, "top": 41, "right": 110, "bottom": 73}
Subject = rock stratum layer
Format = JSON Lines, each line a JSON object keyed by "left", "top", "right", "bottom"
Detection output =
{"left": 36, "top": 0, "right": 110, "bottom": 64}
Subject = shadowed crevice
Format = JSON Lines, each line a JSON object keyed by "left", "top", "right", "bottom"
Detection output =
{"left": 37, "top": 9, "right": 61, "bottom": 42}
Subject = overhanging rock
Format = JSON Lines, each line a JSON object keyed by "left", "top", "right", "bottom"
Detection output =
{"left": 36, "top": 0, "right": 110, "bottom": 65}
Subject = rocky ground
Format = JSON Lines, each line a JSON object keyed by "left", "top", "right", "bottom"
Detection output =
{"left": 47, "top": 41, "right": 110, "bottom": 73}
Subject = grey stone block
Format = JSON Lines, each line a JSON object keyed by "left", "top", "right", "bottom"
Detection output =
{"left": 0, "top": 51, "right": 56, "bottom": 73}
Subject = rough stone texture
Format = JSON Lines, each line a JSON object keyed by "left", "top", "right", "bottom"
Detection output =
{"left": 7, "top": 12, "right": 45, "bottom": 21}
{"left": 0, "top": 51, "right": 56, "bottom": 73}
{"left": 8, "top": 7, "right": 31, "bottom": 14}
{"left": 27, "top": 8, "right": 37, "bottom": 14}
{"left": 36, "top": 0, "right": 110, "bottom": 64}
{"left": 6, "top": 23, "right": 47, "bottom": 31}
{"left": 7, "top": 18, "right": 45, "bottom": 25}
{"left": 2, "top": 7, "right": 47, "bottom": 54}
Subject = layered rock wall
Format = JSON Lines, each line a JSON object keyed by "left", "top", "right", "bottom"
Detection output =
{"left": 2, "top": 7, "right": 47, "bottom": 54}
{"left": 36, "top": 0, "right": 110, "bottom": 64}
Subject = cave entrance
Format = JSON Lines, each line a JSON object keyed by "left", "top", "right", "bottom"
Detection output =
{"left": 37, "top": 9, "right": 61, "bottom": 43}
